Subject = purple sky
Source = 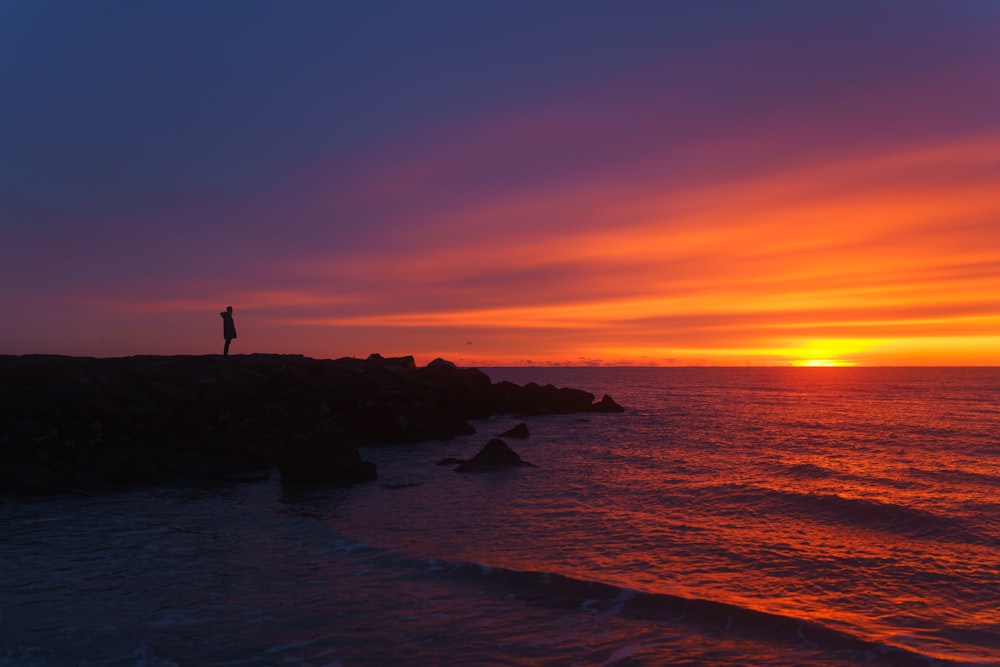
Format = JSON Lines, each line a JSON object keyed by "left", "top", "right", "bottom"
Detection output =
{"left": 3, "top": 1, "right": 1000, "bottom": 364}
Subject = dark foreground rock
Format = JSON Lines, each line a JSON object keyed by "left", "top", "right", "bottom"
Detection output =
{"left": 0, "top": 353, "right": 623, "bottom": 495}
{"left": 279, "top": 446, "right": 377, "bottom": 487}
{"left": 455, "top": 438, "right": 536, "bottom": 472}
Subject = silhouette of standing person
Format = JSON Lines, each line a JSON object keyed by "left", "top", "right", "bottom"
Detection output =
{"left": 220, "top": 306, "right": 237, "bottom": 356}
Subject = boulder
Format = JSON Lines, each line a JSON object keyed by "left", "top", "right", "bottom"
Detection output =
{"left": 155, "top": 445, "right": 268, "bottom": 482}
{"left": 455, "top": 438, "right": 536, "bottom": 473}
{"left": 499, "top": 423, "right": 530, "bottom": 439}
{"left": 590, "top": 394, "right": 625, "bottom": 413}
{"left": 0, "top": 463, "right": 65, "bottom": 495}
{"left": 425, "top": 357, "right": 456, "bottom": 370}
{"left": 279, "top": 446, "right": 376, "bottom": 487}
{"left": 366, "top": 353, "right": 417, "bottom": 371}
{"left": 495, "top": 382, "right": 598, "bottom": 414}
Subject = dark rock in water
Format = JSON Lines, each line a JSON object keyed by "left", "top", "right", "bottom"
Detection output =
{"left": 499, "top": 422, "right": 530, "bottom": 439}
{"left": 455, "top": 438, "right": 536, "bottom": 473}
{"left": 489, "top": 381, "right": 623, "bottom": 415}
{"left": 590, "top": 394, "right": 625, "bottom": 413}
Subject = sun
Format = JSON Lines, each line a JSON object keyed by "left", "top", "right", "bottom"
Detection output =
{"left": 781, "top": 338, "right": 872, "bottom": 367}
{"left": 791, "top": 359, "right": 856, "bottom": 367}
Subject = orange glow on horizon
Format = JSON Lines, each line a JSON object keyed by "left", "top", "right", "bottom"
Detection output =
{"left": 791, "top": 359, "right": 857, "bottom": 368}
{"left": 39, "top": 132, "right": 1000, "bottom": 366}
{"left": 235, "top": 132, "right": 1000, "bottom": 366}
{"left": 5, "top": 4, "right": 1000, "bottom": 371}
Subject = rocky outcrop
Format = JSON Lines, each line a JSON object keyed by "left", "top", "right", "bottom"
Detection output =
{"left": 0, "top": 353, "right": 624, "bottom": 495}
{"left": 592, "top": 394, "right": 625, "bottom": 413}
{"left": 489, "top": 381, "right": 624, "bottom": 415}
{"left": 455, "top": 438, "right": 536, "bottom": 472}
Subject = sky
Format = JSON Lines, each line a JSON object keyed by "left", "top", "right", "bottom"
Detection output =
{"left": 3, "top": 1, "right": 999, "bottom": 366}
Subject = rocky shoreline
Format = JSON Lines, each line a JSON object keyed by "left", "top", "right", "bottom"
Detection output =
{"left": 0, "top": 353, "right": 623, "bottom": 495}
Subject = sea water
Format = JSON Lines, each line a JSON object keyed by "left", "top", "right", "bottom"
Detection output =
{"left": 1, "top": 367, "right": 998, "bottom": 666}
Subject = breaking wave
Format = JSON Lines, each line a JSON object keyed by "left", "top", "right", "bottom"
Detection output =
{"left": 410, "top": 555, "right": 964, "bottom": 666}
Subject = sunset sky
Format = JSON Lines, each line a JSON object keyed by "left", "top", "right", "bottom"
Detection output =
{"left": 3, "top": 1, "right": 999, "bottom": 366}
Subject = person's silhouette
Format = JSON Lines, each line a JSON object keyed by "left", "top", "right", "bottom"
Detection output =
{"left": 220, "top": 306, "right": 237, "bottom": 355}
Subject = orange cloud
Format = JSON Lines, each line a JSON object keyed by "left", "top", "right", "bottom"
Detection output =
{"left": 260, "top": 130, "right": 1000, "bottom": 365}
{"left": 48, "top": 109, "right": 999, "bottom": 365}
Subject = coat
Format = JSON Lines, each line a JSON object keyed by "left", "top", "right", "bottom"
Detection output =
{"left": 221, "top": 312, "right": 237, "bottom": 340}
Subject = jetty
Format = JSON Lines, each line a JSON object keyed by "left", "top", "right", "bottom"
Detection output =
{"left": 0, "top": 353, "right": 622, "bottom": 495}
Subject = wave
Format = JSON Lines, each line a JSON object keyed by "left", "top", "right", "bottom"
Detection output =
{"left": 923, "top": 466, "right": 1000, "bottom": 490}
{"left": 783, "top": 462, "right": 838, "bottom": 479}
{"left": 709, "top": 482, "right": 986, "bottom": 544}
{"left": 781, "top": 462, "right": 933, "bottom": 492}
{"left": 410, "top": 556, "right": 969, "bottom": 666}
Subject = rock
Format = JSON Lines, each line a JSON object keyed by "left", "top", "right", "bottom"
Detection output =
{"left": 0, "top": 463, "right": 65, "bottom": 494}
{"left": 493, "top": 382, "right": 597, "bottom": 415}
{"left": 590, "top": 394, "right": 625, "bottom": 413}
{"left": 0, "top": 353, "right": 622, "bottom": 496}
{"left": 367, "top": 353, "right": 417, "bottom": 371}
{"left": 279, "top": 446, "right": 376, "bottom": 487}
{"left": 334, "top": 401, "right": 474, "bottom": 444}
{"left": 499, "top": 422, "right": 530, "bottom": 438}
{"left": 220, "top": 471, "right": 271, "bottom": 484}
{"left": 415, "top": 360, "right": 494, "bottom": 418}
{"left": 88, "top": 443, "right": 164, "bottom": 486}
{"left": 455, "top": 438, "right": 536, "bottom": 473}
{"left": 155, "top": 445, "right": 267, "bottom": 482}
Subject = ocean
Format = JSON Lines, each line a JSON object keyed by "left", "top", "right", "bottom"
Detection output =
{"left": 2, "top": 367, "right": 998, "bottom": 666}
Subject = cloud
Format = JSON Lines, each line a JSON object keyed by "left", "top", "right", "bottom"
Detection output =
{"left": 4, "top": 3, "right": 999, "bottom": 363}
{"left": 251, "top": 127, "right": 1000, "bottom": 364}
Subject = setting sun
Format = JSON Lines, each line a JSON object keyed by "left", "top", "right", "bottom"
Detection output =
{"left": 791, "top": 359, "right": 856, "bottom": 367}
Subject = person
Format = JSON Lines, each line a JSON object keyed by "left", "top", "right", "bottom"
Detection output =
{"left": 220, "top": 306, "right": 237, "bottom": 355}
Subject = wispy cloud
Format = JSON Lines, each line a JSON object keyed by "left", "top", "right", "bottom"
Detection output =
{"left": 4, "top": 4, "right": 999, "bottom": 363}
{"left": 249, "top": 125, "right": 1000, "bottom": 364}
